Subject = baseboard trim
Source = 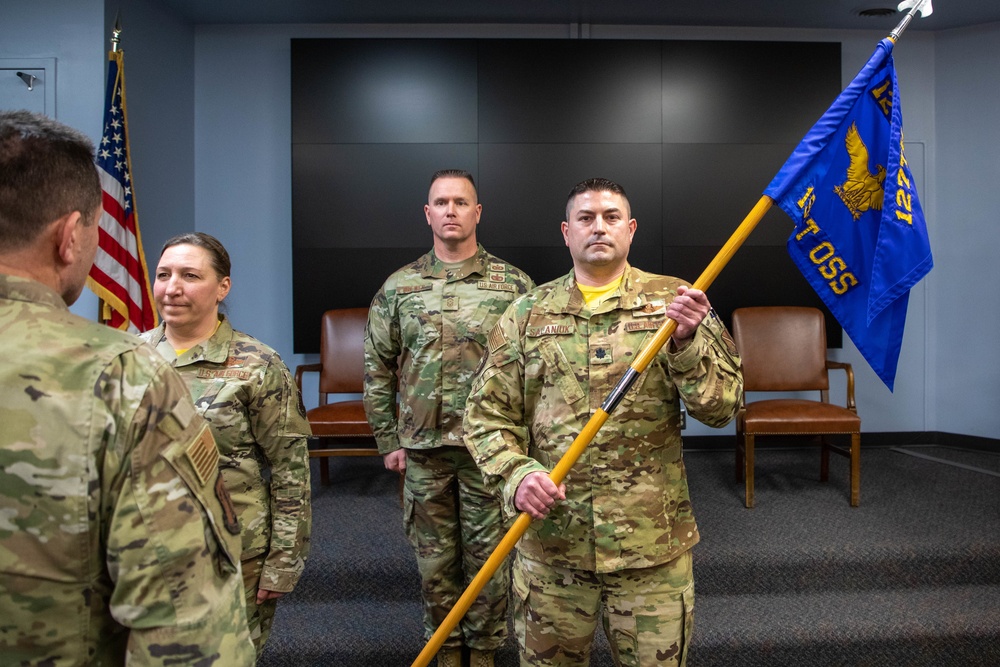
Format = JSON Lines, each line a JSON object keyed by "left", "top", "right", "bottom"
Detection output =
{"left": 683, "top": 431, "right": 1000, "bottom": 451}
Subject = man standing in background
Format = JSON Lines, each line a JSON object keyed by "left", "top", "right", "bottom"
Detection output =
{"left": 364, "top": 169, "right": 533, "bottom": 667}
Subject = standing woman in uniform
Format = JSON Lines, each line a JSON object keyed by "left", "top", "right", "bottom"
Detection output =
{"left": 141, "top": 232, "right": 312, "bottom": 655}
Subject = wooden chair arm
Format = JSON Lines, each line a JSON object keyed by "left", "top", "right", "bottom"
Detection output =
{"left": 826, "top": 360, "right": 857, "bottom": 412}
{"left": 294, "top": 362, "right": 322, "bottom": 393}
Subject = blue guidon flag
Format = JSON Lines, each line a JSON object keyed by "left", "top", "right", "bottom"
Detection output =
{"left": 765, "top": 37, "right": 933, "bottom": 391}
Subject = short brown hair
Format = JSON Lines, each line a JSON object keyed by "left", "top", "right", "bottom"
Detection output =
{"left": 430, "top": 169, "right": 477, "bottom": 196}
{"left": 0, "top": 110, "right": 101, "bottom": 251}
{"left": 565, "top": 177, "right": 630, "bottom": 220}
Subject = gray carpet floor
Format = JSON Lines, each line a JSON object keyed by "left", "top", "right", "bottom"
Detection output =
{"left": 259, "top": 444, "right": 1000, "bottom": 666}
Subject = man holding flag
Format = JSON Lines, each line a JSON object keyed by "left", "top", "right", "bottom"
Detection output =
{"left": 463, "top": 178, "right": 743, "bottom": 666}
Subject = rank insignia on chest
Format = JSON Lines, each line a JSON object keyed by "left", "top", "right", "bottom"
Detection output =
{"left": 443, "top": 296, "right": 459, "bottom": 311}
{"left": 590, "top": 345, "right": 613, "bottom": 365}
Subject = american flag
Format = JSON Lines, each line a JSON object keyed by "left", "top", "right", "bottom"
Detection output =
{"left": 86, "top": 50, "right": 157, "bottom": 333}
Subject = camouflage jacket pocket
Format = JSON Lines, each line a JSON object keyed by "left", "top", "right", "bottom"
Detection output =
{"left": 536, "top": 337, "right": 585, "bottom": 406}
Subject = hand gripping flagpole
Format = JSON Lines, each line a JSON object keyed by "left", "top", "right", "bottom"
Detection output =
{"left": 411, "top": 4, "right": 931, "bottom": 665}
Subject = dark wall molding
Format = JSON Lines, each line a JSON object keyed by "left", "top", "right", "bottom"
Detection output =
{"left": 684, "top": 432, "right": 1000, "bottom": 451}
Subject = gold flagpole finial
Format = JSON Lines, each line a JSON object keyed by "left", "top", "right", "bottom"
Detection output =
{"left": 111, "top": 10, "right": 122, "bottom": 52}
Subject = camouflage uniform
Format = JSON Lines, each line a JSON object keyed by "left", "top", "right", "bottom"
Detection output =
{"left": 0, "top": 274, "right": 255, "bottom": 666}
{"left": 141, "top": 315, "right": 312, "bottom": 653}
{"left": 364, "top": 244, "right": 533, "bottom": 651}
{"left": 464, "top": 265, "right": 743, "bottom": 666}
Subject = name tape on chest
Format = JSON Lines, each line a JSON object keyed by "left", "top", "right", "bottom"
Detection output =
{"left": 197, "top": 368, "right": 252, "bottom": 380}
{"left": 527, "top": 324, "right": 573, "bottom": 337}
{"left": 624, "top": 319, "right": 665, "bottom": 332}
{"left": 477, "top": 280, "right": 516, "bottom": 292}
{"left": 398, "top": 284, "right": 433, "bottom": 295}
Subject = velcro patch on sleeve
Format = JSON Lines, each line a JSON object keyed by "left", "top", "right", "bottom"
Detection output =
{"left": 157, "top": 398, "right": 195, "bottom": 440}
{"left": 487, "top": 323, "right": 508, "bottom": 355}
{"left": 185, "top": 423, "right": 219, "bottom": 487}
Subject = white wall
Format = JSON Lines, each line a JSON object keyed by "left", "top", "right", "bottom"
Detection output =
{"left": 934, "top": 23, "right": 1000, "bottom": 438}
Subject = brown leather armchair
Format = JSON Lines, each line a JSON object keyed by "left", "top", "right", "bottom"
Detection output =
{"left": 294, "top": 307, "right": 379, "bottom": 485}
{"left": 731, "top": 306, "right": 861, "bottom": 508}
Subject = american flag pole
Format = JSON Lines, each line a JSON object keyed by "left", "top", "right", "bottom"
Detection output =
{"left": 86, "top": 15, "right": 158, "bottom": 332}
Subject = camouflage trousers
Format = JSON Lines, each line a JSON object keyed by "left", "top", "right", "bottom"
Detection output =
{"left": 404, "top": 446, "right": 509, "bottom": 651}
{"left": 511, "top": 550, "right": 694, "bottom": 667}
{"left": 241, "top": 553, "right": 278, "bottom": 655}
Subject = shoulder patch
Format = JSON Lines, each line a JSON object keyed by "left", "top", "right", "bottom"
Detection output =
{"left": 157, "top": 397, "right": 197, "bottom": 439}
{"left": 488, "top": 323, "right": 508, "bottom": 354}
{"left": 185, "top": 423, "right": 219, "bottom": 487}
{"left": 215, "top": 475, "right": 241, "bottom": 535}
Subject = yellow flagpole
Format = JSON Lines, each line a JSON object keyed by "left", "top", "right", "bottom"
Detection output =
{"left": 410, "top": 194, "right": 773, "bottom": 667}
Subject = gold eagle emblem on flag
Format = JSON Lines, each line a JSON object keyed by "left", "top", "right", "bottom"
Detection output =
{"left": 834, "top": 122, "right": 885, "bottom": 221}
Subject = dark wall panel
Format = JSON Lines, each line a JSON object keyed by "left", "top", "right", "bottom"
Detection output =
{"left": 292, "top": 39, "right": 479, "bottom": 144}
{"left": 292, "top": 143, "right": 479, "bottom": 247}
{"left": 478, "top": 40, "right": 663, "bottom": 143}
{"left": 291, "top": 38, "right": 842, "bottom": 353}
{"left": 478, "top": 143, "right": 662, "bottom": 248}
{"left": 661, "top": 142, "right": 797, "bottom": 248}
{"left": 662, "top": 41, "right": 842, "bottom": 144}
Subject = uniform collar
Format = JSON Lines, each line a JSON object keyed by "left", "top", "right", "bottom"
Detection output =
{"left": 149, "top": 314, "right": 234, "bottom": 366}
{"left": 540, "top": 265, "right": 662, "bottom": 316}
{"left": 419, "top": 244, "right": 489, "bottom": 281}
{"left": 0, "top": 273, "right": 68, "bottom": 311}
